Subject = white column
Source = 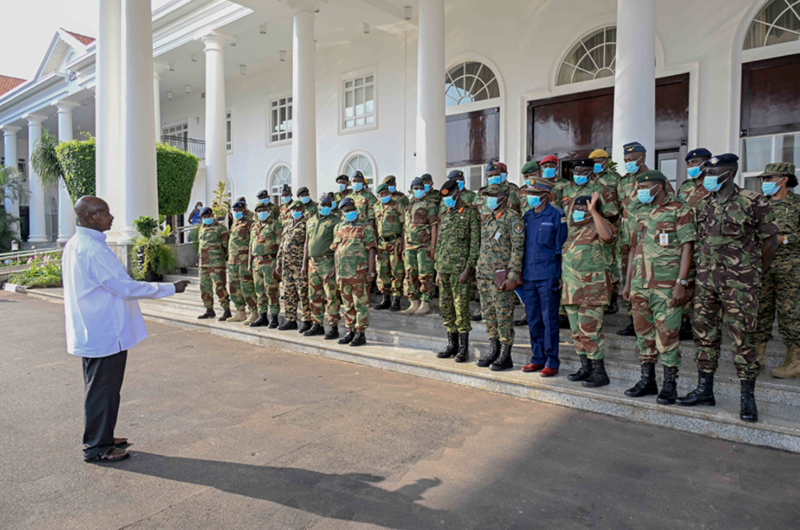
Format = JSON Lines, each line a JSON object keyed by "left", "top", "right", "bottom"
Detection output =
{"left": 2, "top": 125, "right": 21, "bottom": 228}
{"left": 154, "top": 63, "right": 169, "bottom": 141}
{"left": 415, "top": 0, "right": 446, "bottom": 184}
{"left": 55, "top": 101, "right": 79, "bottom": 244}
{"left": 24, "top": 114, "right": 48, "bottom": 243}
{"left": 201, "top": 32, "right": 233, "bottom": 205}
{"left": 118, "top": 0, "right": 159, "bottom": 243}
{"left": 289, "top": 0, "right": 318, "bottom": 198}
{"left": 612, "top": 0, "right": 656, "bottom": 165}
{"left": 96, "top": 0, "right": 122, "bottom": 241}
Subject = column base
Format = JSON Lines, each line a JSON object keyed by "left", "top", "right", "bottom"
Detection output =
{"left": 27, "top": 236, "right": 50, "bottom": 244}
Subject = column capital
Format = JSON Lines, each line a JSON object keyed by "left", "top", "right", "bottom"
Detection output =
{"left": 154, "top": 62, "right": 170, "bottom": 79}
{"left": 200, "top": 31, "right": 235, "bottom": 52}
{"left": 54, "top": 100, "right": 80, "bottom": 113}
{"left": 23, "top": 114, "right": 47, "bottom": 126}
{"left": 287, "top": 0, "right": 319, "bottom": 14}
{"left": 1, "top": 125, "right": 21, "bottom": 135}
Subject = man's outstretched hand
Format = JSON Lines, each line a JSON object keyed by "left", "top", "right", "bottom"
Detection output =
{"left": 173, "top": 280, "right": 191, "bottom": 293}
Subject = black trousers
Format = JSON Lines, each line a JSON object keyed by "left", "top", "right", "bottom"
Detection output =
{"left": 82, "top": 350, "right": 127, "bottom": 460}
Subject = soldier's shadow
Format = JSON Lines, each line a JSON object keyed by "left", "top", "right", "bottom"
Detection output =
{"left": 118, "top": 452, "right": 458, "bottom": 529}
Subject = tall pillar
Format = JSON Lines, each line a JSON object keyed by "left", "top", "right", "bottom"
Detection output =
{"left": 118, "top": 0, "right": 159, "bottom": 244}
{"left": 415, "top": 0, "right": 446, "bottom": 183}
{"left": 2, "top": 125, "right": 21, "bottom": 230}
{"left": 612, "top": 0, "right": 656, "bottom": 165}
{"left": 289, "top": 0, "right": 318, "bottom": 197}
{"left": 154, "top": 63, "right": 169, "bottom": 141}
{"left": 96, "top": 0, "right": 122, "bottom": 241}
{"left": 201, "top": 32, "right": 233, "bottom": 204}
{"left": 55, "top": 101, "right": 79, "bottom": 244}
{"left": 24, "top": 114, "right": 48, "bottom": 243}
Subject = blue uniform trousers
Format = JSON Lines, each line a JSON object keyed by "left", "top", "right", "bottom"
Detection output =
{"left": 520, "top": 278, "right": 561, "bottom": 369}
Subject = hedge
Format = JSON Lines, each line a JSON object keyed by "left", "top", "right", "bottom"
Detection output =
{"left": 55, "top": 137, "right": 96, "bottom": 203}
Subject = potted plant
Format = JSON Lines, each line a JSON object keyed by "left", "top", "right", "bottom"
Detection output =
{"left": 130, "top": 215, "right": 177, "bottom": 282}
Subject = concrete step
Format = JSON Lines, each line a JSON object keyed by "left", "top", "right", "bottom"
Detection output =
{"left": 25, "top": 287, "right": 800, "bottom": 454}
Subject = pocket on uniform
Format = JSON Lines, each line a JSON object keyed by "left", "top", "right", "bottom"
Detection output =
{"left": 536, "top": 226, "right": 555, "bottom": 248}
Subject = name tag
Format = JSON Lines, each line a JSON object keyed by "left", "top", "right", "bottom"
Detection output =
{"left": 494, "top": 231, "right": 502, "bottom": 240}
{"left": 542, "top": 222, "right": 554, "bottom": 226}
{"left": 659, "top": 232, "right": 669, "bottom": 246}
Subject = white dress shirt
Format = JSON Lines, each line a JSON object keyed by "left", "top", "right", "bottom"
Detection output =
{"left": 63, "top": 227, "right": 176, "bottom": 358}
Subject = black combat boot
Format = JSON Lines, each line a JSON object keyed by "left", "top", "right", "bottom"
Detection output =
{"left": 303, "top": 323, "right": 325, "bottom": 337}
{"left": 679, "top": 318, "right": 693, "bottom": 341}
{"left": 582, "top": 358, "right": 610, "bottom": 388}
{"left": 455, "top": 333, "right": 469, "bottom": 363}
{"left": 437, "top": 333, "right": 459, "bottom": 358}
{"left": 513, "top": 319, "right": 527, "bottom": 327}
{"left": 298, "top": 320, "right": 313, "bottom": 334}
{"left": 278, "top": 319, "right": 298, "bottom": 331}
{"left": 657, "top": 366, "right": 679, "bottom": 405}
{"left": 389, "top": 296, "right": 401, "bottom": 311}
{"left": 676, "top": 371, "right": 716, "bottom": 406}
{"left": 740, "top": 379, "right": 758, "bottom": 422}
{"left": 217, "top": 308, "right": 232, "bottom": 321}
{"left": 338, "top": 330, "right": 355, "bottom": 344}
{"left": 616, "top": 317, "right": 636, "bottom": 337}
{"left": 471, "top": 312, "right": 483, "bottom": 322}
{"left": 568, "top": 355, "right": 593, "bottom": 382}
{"left": 350, "top": 331, "right": 367, "bottom": 347}
{"left": 249, "top": 313, "right": 269, "bottom": 327}
{"left": 605, "top": 294, "right": 619, "bottom": 315}
{"left": 374, "top": 294, "right": 392, "bottom": 310}
{"left": 559, "top": 314, "right": 571, "bottom": 329}
{"left": 477, "top": 339, "right": 501, "bottom": 367}
{"left": 268, "top": 314, "right": 280, "bottom": 329}
{"left": 490, "top": 343, "right": 514, "bottom": 372}
{"left": 625, "top": 362, "right": 659, "bottom": 397}
{"left": 198, "top": 308, "right": 216, "bottom": 320}
{"left": 324, "top": 325, "right": 340, "bottom": 340}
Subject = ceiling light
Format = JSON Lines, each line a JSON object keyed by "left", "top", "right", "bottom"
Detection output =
{"left": 280, "top": 50, "right": 286, "bottom": 62}
{"left": 405, "top": 6, "right": 412, "bottom": 20}
{"left": 185, "top": 84, "right": 192, "bottom": 94}
{"left": 363, "top": 22, "right": 370, "bottom": 34}
{"left": 167, "top": 91, "right": 173, "bottom": 100}
{"left": 240, "top": 64, "right": 246, "bottom": 75}
{"left": 260, "top": 23, "right": 267, "bottom": 35}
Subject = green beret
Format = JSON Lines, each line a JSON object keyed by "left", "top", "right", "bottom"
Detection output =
{"left": 290, "top": 200, "right": 304, "bottom": 209}
{"left": 421, "top": 173, "right": 433, "bottom": 182}
{"left": 521, "top": 161, "right": 540, "bottom": 174}
{"left": 376, "top": 183, "right": 389, "bottom": 194}
{"left": 483, "top": 184, "right": 505, "bottom": 196}
{"left": 382, "top": 175, "right": 396, "bottom": 185}
{"left": 758, "top": 162, "right": 796, "bottom": 178}
{"left": 636, "top": 170, "right": 668, "bottom": 184}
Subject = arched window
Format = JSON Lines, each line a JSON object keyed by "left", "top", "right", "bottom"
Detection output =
{"left": 557, "top": 26, "right": 617, "bottom": 86}
{"left": 342, "top": 154, "right": 375, "bottom": 186}
{"left": 268, "top": 164, "right": 292, "bottom": 204}
{"left": 744, "top": 0, "right": 800, "bottom": 50}
{"left": 445, "top": 61, "right": 500, "bottom": 107}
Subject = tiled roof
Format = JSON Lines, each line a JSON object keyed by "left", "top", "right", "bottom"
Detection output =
{"left": 61, "top": 29, "right": 95, "bottom": 46}
{"left": 0, "top": 75, "right": 26, "bottom": 97}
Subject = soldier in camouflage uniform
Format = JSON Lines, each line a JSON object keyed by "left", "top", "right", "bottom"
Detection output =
{"left": 275, "top": 200, "right": 313, "bottom": 333}
{"left": 249, "top": 202, "right": 283, "bottom": 328}
{"left": 334, "top": 174, "right": 352, "bottom": 206}
{"left": 196, "top": 207, "right": 232, "bottom": 321}
{"left": 227, "top": 200, "right": 257, "bottom": 324}
{"left": 474, "top": 185, "right": 525, "bottom": 371}
{"left": 349, "top": 171, "right": 379, "bottom": 229}
{"left": 562, "top": 193, "right": 617, "bottom": 388}
{"left": 420, "top": 173, "right": 441, "bottom": 208}
{"left": 539, "top": 155, "right": 570, "bottom": 205}
{"left": 755, "top": 163, "right": 800, "bottom": 379}
{"left": 590, "top": 149, "right": 623, "bottom": 314}
{"left": 383, "top": 175, "right": 409, "bottom": 209}
{"left": 677, "top": 154, "right": 779, "bottom": 423}
{"left": 302, "top": 193, "right": 341, "bottom": 339}
{"left": 297, "top": 186, "right": 318, "bottom": 220}
{"left": 256, "top": 188, "right": 281, "bottom": 219}
{"left": 331, "top": 197, "right": 377, "bottom": 347}
{"left": 279, "top": 184, "right": 293, "bottom": 226}
{"left": 478, "top": 161, "right": 520, "bottom": 214}
{"left": 404, "top": 177, "right": 439, "bottom": 315}
{"left": 435, "top": 179, "right": 480, "bottom": 363}
{"left": 373, "top": 183, "right": 406, "bottom": 311}
{"left": 621, "top": 171, "right": 696, "bottom": 405}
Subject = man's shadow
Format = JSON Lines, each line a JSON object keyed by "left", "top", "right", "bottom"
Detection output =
{"left": 118, "top": 452, "right": 460, "bottom": 529}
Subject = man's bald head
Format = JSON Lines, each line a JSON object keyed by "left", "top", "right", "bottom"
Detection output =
{"left": 75, "top": 196, "right": 114, "bottom": 232}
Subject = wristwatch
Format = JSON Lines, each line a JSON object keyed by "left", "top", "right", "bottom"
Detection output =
{"left": 678, "top": 278, "right": 688, "bottom": 287}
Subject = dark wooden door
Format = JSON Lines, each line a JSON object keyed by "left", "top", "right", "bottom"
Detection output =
{"left": 446, "top": 107, "right": 500, "bottom": 168}
{"left": 741, "top": 53, "right": 800, "bottom": 137}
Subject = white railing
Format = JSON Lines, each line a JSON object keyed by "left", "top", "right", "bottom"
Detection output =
{"left": 0, "top": 247, "right": 62, "bottom": 266}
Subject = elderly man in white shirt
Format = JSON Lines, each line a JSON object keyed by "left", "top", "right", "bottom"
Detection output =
{"left": 63, "top": 197, "right": 189, "bottom": 462}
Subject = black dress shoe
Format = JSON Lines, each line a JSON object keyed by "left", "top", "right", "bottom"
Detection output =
{"left": 198, "top": 308, "right": 216, "bottom": 319}
{"left": 304, "top": 323, "right": 325, "bottom": 336}
{"left": 298, "top": 320, "right": 313, "bottom": 334}
{"left": 278, "top": 320, "right": 298, "bottom": 331}
{"left": 350, "top": 331, "right": 367, "bottom": 347}
{"left": 268, "top": 314, "right": 280, "bottom": 329}
{"left": 374, "top": 294, "right": 392, "bottom": 310}
{"left": 324, "top": 326, "right": 340, "bottom": 340}
{"left": 218, "top": 308, "right": 232, "bottom": 321}
{"left": 582, "top": 359, "right": 610, "bottom": 388}
{"left": 677, "top": 371, "right": 716, "bottom": 407}
{"left": 616, "top": 317, "right": 636, "bottom": 337}
{"left": 338, "top": 330, "right": 355, "bottom": 344}
{"left": 249, "top": 313, "right": 269, "bottom": 327}
{"left": 625, "top": 363, "right": 659, "bottom": 397}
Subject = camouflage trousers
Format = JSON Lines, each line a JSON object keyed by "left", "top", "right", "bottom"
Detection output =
{"left": 404, "top": 247, "right": 435, "bottom": 302}
{"left": 610, "top": 236, "right": 621, "bottom": 295}
{"left": 339, "top": 278, "right": 369, "bottom": 331}
{"left": 619, "top": 244, "right": 632, "bottom": 317}
{"left": 478, "top": 276, "right": 515, "bottom": 344}
{"left": 200, "top": 266, "right": 230, "bottom": 310}
{"left": 439, "top": 272, "right": 472, "bottom": 334}
{"left": 682, "top": 261, "right": 698, "bottom": 319}
{"left": 693, "top": 282, "right": 759, "bottom": 380}
{"left": 253, "top": 261, "right": 280, "bottom": 315}
{"left": 563, "top": 304, "right": 605, "bottom": 360}
{"left": 631, "top": 287, "right": 682, "bottom": 367}
{"left": 377, "top": 240, "right": 404, "bottom": 297}
{"left": 308, "top": 256, "right": 340, "bottom": 326}
{"left": 228, "top": 263, "right": 256, "bottom": 311}
{"left": 282, "top": 264, "right": 312, "bottom": 322}
{"left": 755, "top": 268, "right": 800, "bottom": 347}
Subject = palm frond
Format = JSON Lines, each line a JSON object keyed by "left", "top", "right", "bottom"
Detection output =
{"left": 0, "top": 165, "right": 29, "bottom": 204}
{"left": 31, "top": 129, "right": 63, "bottom": 187}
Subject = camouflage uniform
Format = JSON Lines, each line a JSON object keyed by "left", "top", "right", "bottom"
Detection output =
{"left": 334, "top": 189, "right": 352, "bottom": 206}
{"left": 550, "top": 177, "right": 570, "bottom": 205}
{"left": 404, "top": 197, "right": 439, "bottom": 302}
{"left": 391, "top": 190, "right": 410, "bottom": 209}
{"left": 332, "top": 219, "right": 377, "bottom": 331}
{"left": 198, "top": 221, "right": 231, "bottom": 310}
{"left": 426, "top": 189, "right": 442, "bottom": 208}
{"left": 694, "top": 184, "right": 778, "bottom": 379}
{"left": 596, "top": 169, "right": 623, "bottom": 294}
{"left": 626, "top": 197, "right": 697, "bottom": 367}
{"left": 280, "top": 203, "right": 292, "bottom": 226}
{"left": 755, "top": 191, "right": 800, "bottom": 348}
{"left": 439, "top": 188, "right": 478, "bottom": 214}
{"left": 306, "top": 212, "right": 341, "bottom": 326}
{"left": 301, "top": 200, "right": 318, "bottom": 220}
{"left": 375, "top": 197, "right": 406, "bottom": 297}
{"left": 436, "top": 202, "right": 480, "bottom": 333}
{"left": 477, "top": 182, "right": 520, "bottom": 215}
{"left": 250, "top": 215, "right": 283, "bottom": 315}
{"left": 477, "top": 207, "right": 525, "bottom": 345}
{"left": 277, "top": 214, "right": 312, "bottom": 323}
{"left": 678, "top": 179, "right": 712, "bottom": 318}
{"left": 350, "top": 189, "right": 379, "bottom": 224}
{"left": 227, "top": 215, "right": 256, "bottom": 312}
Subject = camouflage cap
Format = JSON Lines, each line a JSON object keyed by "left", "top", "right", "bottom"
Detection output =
{"left": 376, "top": 183, "right": 389, "bottom": 194}
{"left": 382, "top": 175, "right": 397, "bottom": 185}
{"left": 521, "top": 161, "right": 539, "bottom": 174}
{"left": 758, "top": 162, "right": 796, "bottom": 178}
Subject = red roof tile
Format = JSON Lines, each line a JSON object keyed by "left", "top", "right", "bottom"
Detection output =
{"left": 0, "top": 75, "right": 26, "bottom": 97}
{"left": 61, "top": 29, "right": 95, "bottom": 46}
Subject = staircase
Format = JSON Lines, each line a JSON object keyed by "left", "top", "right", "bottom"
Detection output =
{"left": 27, "top": 267, "right": 800, "bottom": 453}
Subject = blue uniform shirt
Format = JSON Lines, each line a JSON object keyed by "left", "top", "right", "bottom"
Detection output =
{"left": 521, "top": 203, "right": 568, "bottom": 281}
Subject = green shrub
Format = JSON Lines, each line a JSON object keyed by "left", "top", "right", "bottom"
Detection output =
{"left": 8, "top": 254, "right": 62, "bottom": 288}
{"left": 157, "top": 143, "right": 199, "bottom": 216}
{"left": 130, "top": 215, "right": 178, "bottom": 279}
{"left": 55, "top": 137, "right": 96, "bottom": 202}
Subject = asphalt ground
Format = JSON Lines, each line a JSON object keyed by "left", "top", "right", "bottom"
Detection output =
{"left": 1, "top": 290, "right": 799, "bottom": 530}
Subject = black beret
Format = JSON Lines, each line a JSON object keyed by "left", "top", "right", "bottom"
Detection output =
{"left": 236, "top": 196, "right": 247, "bottom": 204}
{"left": 352, "top": 171, "right": 365, "bottom": 180}
{"left": 297, "top": 186, "right": 309, "bottom": 196}
{"left": 706, "top": 153, "right": 739, "bottom": 167}
{"left": 686, "top": 148, "right": 712, "bottom": 161}
{"left": 623, "top": 142, "right": 646, "bottom": 154}
{"left": 339, "top": 197, "right": 355, "bottom": 209}
{"left": 636, "top": 170, "right": 668, "bottom": 184}
{"left": 319, "top": 193, "right": 332, "bottom": 203}
{"left": 440, "top": 179, "right": 459, "bottom": 196}
{"left": 280, "top": 184, "right": 292, "bottom": 193}
{"left": 336, "top": 174, "right": 350, "bottom": 183}
{"left": 411, "top": 177, "right": 424, "bottom": 188}
{"left": 574, "top": 195, "right": 601, "bottom": 208}
{"left": 447, "top": 169, "right": 465, "bottom": 180}
{"left": 232, "top": 200, "right": 246, "bottom": 209}
{"left": 198, "top": 206, "right": 213, "bottom": 217}
{"left": 256, "top": 189, "right": 269, "bottom": 198}
{"left": 574, "top": 158, "right": 594, "bottom": 168}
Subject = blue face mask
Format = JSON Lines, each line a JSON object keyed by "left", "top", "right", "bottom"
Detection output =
{"left": 524, "top": 179, "right": 531, "bottom": 187}
{"left": 543, "top": 167, "right": 556, "bottom": 179}
{"left": 458, "top": 180, "right": 465, "bottom": 191}
{"left": 637, "top": 188, "right": 655, "bottom": 204}
{"left": 203, "top": 218, "right": 214, "bottom": 225}
{"left": 625, "top": 160, "right": 640, "bottom": 174}
{"left": 527, "top": 195, "right": 542, "bottom": 208}
{"left": 354, "top": 182, "right": 364, "bottom": 192}
{"left": 594, "top": 163, "right": 604, "bottom": 174}
{"left": 282, "top": 196, "right": 292, "bottom": 204}
{"left": 572, "top": 210, "right": 586, "bottom": 223}
{"left": 257, "top": 211, "right": 269, "bottom": 221}
{"left": 319, "top": 206, "right": 332, "bottom": 216}
{"left": 343, "top": 211, "right": 358, "bottom": 222}
{"left": 380, "top": 195, "right": 391, "bottom": 204}
{"left": 331, "top": 201, "right": 337, "bottom": 209}
{"left": 413, "top": 189, "right": 426, "bottom": 199}
{"left": 388, "top": 186, "right": 396, "bottom": 193}
{"left": 703, "top": 172, "right": 728, "bottom": 192}
{"left": 424, "top": 183, "right": 431, "bottom": 191}
{"left": 488, "top": 176, "right": 502, "bottom": 186}
{"left": 501, "top": 172, "right": 508, "bottom": 183}
{"left": 292, "top": 211, "right": 303, "bottom": 220}
{"left": 338, "top": 183, "right": 347, "bottom": 193}
{"left": 762, "top": 181, "right": 782, "bottom": 196}
{"left": 687, "top": 166, "right": 702, "bottom": 179}
{"left": 300, "top": 196, "right": 310, "bottom": 204}
{"left": 486, "top": 197, "right": 500, "bottom": 210}
{"left": 574, "top": 174, "right": 589, "bottom": 186}
{"left": 443, "top": 196, "right": 456, "bottom": 209}
{"left": 259, "top": 197, "right": 270, "bottom": 205}
{"left": 233, "top": 212, "right": 244, "bottom": 220}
